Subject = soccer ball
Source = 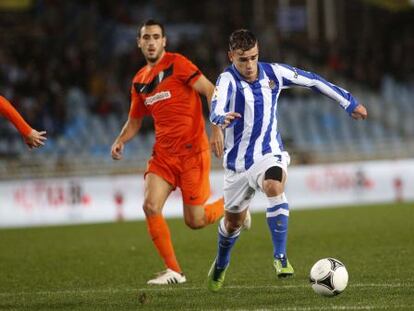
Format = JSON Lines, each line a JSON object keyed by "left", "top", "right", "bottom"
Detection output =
{"left": 309, "top": 258, "right": 349, "bottom": 297}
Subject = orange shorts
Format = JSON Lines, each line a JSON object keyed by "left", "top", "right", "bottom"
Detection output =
{"left": 145, "top": 148, "right": 211, "bottom": 206}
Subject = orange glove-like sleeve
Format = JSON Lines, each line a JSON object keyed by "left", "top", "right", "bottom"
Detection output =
{"left": 0, "top": 96, "right": 32, "bottom": 137}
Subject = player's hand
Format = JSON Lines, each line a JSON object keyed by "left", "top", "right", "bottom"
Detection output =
{"left": 221, "top": 112, "right": 242, "bottom": 129}
{"left": 351, "top": 104, "right": 367, "bottom": 120}
{"left": 111, "top": 140, "right": 124, "bottom": 160}
{"left": 24, "top": 129, "right": 47, "bottom": 149}
{"left": 210, "top": 125, "right": 224, "bottom": 158}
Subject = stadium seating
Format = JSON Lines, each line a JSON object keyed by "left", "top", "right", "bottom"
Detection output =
{"left": 1, "top": 1, "right": 413, "bottom": 178}
{"left": 2, "top": 77, "right": 412, "bottom": 178}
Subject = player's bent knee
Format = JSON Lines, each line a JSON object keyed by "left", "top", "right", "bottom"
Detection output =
{"left": 263, "top": 166, "right": 285, "bottom": 196}
{"left": 142, "top": 200, "right": 162, "bottom": 216}
{"left": 262, "top": 179, "right": 284, "bottom": 196}
{"left": 184, "top": 218, "right": 205, "bottom": 230}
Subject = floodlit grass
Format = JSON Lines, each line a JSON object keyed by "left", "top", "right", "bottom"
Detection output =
{"left": 0, "top": 202, "right": 413, "bottom": 310}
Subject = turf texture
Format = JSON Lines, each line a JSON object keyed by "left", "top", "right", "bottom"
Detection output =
{"left": 0, "top": 202, "right": 413, "bottom": 310}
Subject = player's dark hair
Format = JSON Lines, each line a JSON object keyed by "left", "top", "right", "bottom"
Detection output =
{"left": 229, "top": 29, "right": 257, "bottom": 51}
{"left": 138, "top": 19, "right": 165, "bottom": 38}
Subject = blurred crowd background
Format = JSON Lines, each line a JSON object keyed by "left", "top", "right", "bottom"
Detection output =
{"left": 0, "top": 0, "right": 413, "bottom": 179}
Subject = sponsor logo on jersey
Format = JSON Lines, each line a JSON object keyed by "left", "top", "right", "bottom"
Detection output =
{"left": 144, "top": 91, "right": 171, "bottom": 106}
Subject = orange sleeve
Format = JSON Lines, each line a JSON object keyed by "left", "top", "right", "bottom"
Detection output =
{"left": 128, "top": 82, "right": 149, "bottom": 119}
{"left": 0, "top": 96, "right": 32, "bottom": 136}
{"left": 174, "top": 54, "right": 202, "bottom": 86}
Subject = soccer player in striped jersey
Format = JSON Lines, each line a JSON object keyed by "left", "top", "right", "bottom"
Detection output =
{"left": 0, "top": 95, "right": 46, "bottom": 149}
{"left": 207, "top": 29, "right": 367, "bottom": 292}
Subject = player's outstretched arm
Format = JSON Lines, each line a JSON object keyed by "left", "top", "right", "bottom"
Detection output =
{"left": 0, "top": 95, "right": 47, "bottom": 149}
{"left": 111, "top": 117, "right": 143, "bottom": 160}
{"left": 351, "top": 104, "right": 368, "bottom": 120}
{"left": 276, "top": 65, "right": 366, "bottom": 117}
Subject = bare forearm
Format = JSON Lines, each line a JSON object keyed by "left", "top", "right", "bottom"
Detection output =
{"left": 115, "top": 117, "right": 142, "bottom": 144}
{"left": 205, "top": 86, "right": 214, "bottom": 111}
{"left": 192, "top": 75, "right": 215, "bottom": 111}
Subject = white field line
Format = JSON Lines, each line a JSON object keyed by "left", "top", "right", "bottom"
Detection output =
{"left": 0, "top": 282, "right": 413, "bottom": 297}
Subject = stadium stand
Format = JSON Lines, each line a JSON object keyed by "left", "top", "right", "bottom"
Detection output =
{"left": 0, "top": 0, "right": 413, "bottom": 179}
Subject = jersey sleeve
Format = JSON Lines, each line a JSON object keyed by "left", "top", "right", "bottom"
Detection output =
{"left": 209, "top": 72, "right": 233, "bottom": 126}
{"left": 0, "top": 95, "right": 32, "bottom": 136}
{"left": 128, "top": 82, "right": 149, "bottom": 119}
{"left": 174, "top": 54, "right": 202, "bottom": 86}
{"left": 275, "top": 63, "right": 358, "bottom": 116}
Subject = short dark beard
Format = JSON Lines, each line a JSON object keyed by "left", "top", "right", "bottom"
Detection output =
{"left": 146, "top": 50, "right": 163, "bottom": 65}
{"left": 147, "top": 56, "right": 160, "bottom": 63}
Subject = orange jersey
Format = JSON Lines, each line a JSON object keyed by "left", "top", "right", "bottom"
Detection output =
{"left": 0, "top": 96, "right": 32, "bottom": 136}
{"left": 129, "top": 52, "right": 208, "bottom": 155}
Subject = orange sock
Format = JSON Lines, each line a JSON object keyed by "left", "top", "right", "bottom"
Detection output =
{"left": 146, "top": 214, "right": 182, "bottom": 273}
{"left": 204, "top": 197, "right": 224, "bottom": 224}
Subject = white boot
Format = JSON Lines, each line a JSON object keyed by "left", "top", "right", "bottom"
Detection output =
{"left": 147, "top": 268, "right": 187, "bottom": 285}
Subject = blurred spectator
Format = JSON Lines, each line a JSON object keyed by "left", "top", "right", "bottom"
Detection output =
{"left": 0, "top": 0, "right": 413, "bottom": 163}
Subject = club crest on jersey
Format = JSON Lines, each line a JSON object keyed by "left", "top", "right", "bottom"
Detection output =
{"left": 269, "top": 79, "right": 276, "bottom": 89}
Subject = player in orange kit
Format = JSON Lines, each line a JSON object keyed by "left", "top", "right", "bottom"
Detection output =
{"left": 111, "top": 19, "right": 226, "bottom": 285}
{"left": 0, "top": 95, "right": 46, "bottom": 149}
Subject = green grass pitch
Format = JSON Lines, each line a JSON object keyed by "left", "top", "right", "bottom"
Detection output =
{"left": 0, "top": 202, "right": 413, "bottom": 310}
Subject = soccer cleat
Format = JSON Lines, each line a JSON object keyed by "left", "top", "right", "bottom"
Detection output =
{"left": 273, "top": 257, "right": 294, "bottom": 278}
{"left": 242, "top": 210, "right": 251, "bottom": 231}
{"left": 147, "top": 268, "right": 187, "bottom": 285}
{"left": 207, "top": 259, "right": 228, "bottom": 292}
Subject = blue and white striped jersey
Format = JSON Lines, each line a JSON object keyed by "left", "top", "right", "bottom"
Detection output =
{"left": 210, "top": 62, "right": 358, "bottom": 172}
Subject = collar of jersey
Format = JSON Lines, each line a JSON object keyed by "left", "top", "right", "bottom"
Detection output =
{"left": 230, "top": 63, "right": 264, "bottom": 84}
{"left": 147, "top": 51, "right": 170, "bottom": 71}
